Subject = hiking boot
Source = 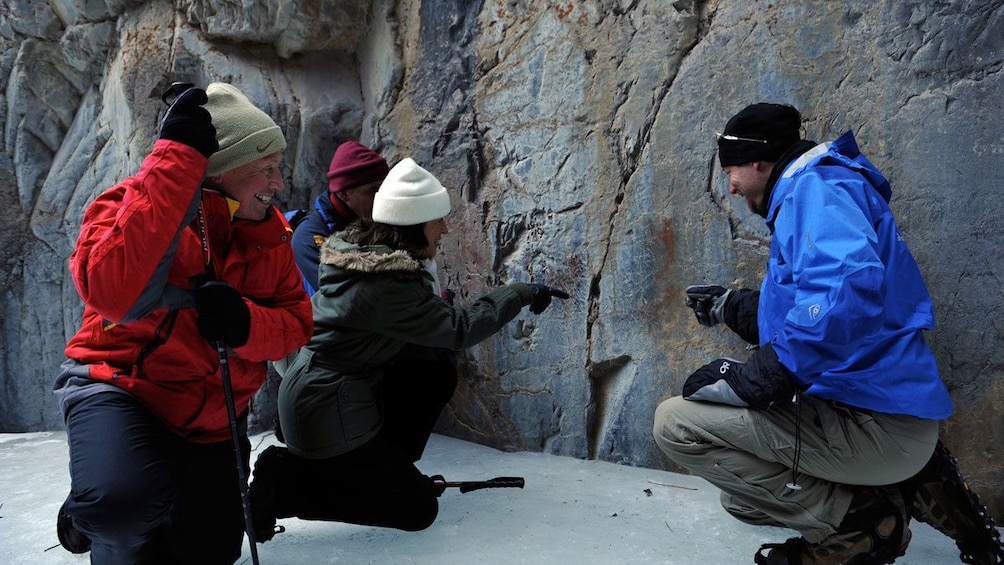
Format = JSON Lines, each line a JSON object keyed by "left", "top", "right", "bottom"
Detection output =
{"left": 755, "top": 528, "right": 911, "bottom": 565}
{"left": 897, "top": 440, "right": 1004, "bottom": 565}
{"left": 755, "top": 487, "right": 910, "bottom": 565}
{"left": 56, "top": 499, "right": 90, "bottom": 554}
{"left": 248, "top": 446, "right": 289, "bottom": 543}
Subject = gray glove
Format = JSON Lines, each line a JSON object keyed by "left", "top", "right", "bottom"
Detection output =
{"left": 685, "top": 285, "right": 732, "bottom": 327}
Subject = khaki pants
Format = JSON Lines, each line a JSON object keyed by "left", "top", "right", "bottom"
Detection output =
{"left": 652, "top": 395, "right": 938, "bottom": 543}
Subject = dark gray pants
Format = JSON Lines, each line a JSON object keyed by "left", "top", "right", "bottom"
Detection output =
{"left": 63, "top": 391, "right": 249, "bottom": 564}
{"left": 653, "top": 395, "right": 938, "bottom": 543}
{"left": 263, "top": 357, "right": 458, "bottom": 531}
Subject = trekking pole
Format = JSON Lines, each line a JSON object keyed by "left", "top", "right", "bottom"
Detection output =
{"left": 216, "top": 338, "right": 261, "bottom": 564}
{"left": 196, "top": 214, "right": 261, "bottom": 563}
{"left": 434, "top": 476, "right": 525, "bottom": 494}
{"left": 162, "top": 80, "right": 260, "bottom": 565}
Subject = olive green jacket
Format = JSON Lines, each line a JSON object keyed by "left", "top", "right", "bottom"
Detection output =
{"left": 278, "top": 235, "right": 533, "bottom": 459}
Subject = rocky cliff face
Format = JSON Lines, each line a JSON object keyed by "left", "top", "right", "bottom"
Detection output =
{"left": 3, "top": 0, "right": 1002, "bottom": 516}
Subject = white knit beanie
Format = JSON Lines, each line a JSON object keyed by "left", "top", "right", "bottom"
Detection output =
{"left": 204, "top": 83, "right": 287, "bottom": 176}
{"left": 371, "top": 158, "right": 451, "bottom": 225}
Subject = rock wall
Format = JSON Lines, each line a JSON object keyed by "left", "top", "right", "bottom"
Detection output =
{"left": 2, "top": 0, "right": 1002, "bottom": 516}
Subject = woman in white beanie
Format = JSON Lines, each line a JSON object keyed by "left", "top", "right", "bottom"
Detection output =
{"left": 54, "top": 83, "right": 313, "bottom": 563}
{"left": 247, "top": 158, "right": 568, "bottom": 539}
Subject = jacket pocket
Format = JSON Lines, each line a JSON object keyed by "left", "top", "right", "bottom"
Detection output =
{"left": 337, "top": 375, "right": 383, "bottom": 445}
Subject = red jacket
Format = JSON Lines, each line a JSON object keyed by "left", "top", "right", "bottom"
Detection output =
{"left": 65, "top": 140, "right": 313, "bottom": 442}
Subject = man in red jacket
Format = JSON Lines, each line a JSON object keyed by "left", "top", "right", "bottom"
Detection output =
{"left": 53, "top": 82, "right": 313, "bottom": 564}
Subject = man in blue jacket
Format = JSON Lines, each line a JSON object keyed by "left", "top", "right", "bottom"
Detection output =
{"left": 289, "top": 141, "right": 389, "bottom": 295}
{"left": 653, "top": 103, "right": 1000, "bottom": 564}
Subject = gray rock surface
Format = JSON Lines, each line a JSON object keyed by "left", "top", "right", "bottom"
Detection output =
{"left": 2, "top": 0, "right": 1001, "bottom": 517}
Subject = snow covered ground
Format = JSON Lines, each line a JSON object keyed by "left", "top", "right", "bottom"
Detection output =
{"left": 1, "top": 431, "right": 975, "bottom": 564}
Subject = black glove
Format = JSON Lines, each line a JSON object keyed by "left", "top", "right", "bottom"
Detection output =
{"left": 685, "top": 285, "right": 732, "bottom": 327}
{"left": 430, "top": 474, "right": 447, "bottom": 497}
{"left": 527, "top": 284, "right": 570, "bottom": 314}
{"left": 194, "top": 280, "right": 251, "bottom": 348}
{"left": 682, "top": 344, "right": 797, "bottom": 409}
{"left": 159, "top": 85, "right": 218, "bottom": 159}
{"left": 682, "top": 358, "right": 750, "bottom": 407}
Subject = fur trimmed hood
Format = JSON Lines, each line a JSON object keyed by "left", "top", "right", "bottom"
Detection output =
{"left": 319, "top": 238, "right": 422, "bottom": 274}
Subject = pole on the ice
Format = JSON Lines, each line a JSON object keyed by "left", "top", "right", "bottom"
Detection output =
{"left": 216, "top": 337, "right": 260, "bottom": 564}
{"left": 433, "top": 476, "right": 526, "bottom": 494}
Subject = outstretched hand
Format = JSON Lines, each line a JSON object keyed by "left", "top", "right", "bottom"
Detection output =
{"left": 685, "top": 284, "right": 732, "bottom": 327}
{"left": 527, "top": 284, "right": 570, "bottom": 314}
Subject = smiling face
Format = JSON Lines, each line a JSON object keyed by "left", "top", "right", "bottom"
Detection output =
{"left": 210, "top": 152, "right": 285, "bottom": 220}
{"left": 422, "top": 217, "right": 449, "bottom": 259}
{"left": 723, "top": 160, "right": 773, "bottom": 217}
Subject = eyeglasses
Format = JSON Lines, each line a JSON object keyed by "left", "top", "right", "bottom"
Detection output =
{"left": 715, "top": 132, "right": 768, "bottom": 144}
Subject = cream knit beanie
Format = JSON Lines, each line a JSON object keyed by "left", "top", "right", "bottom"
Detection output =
{"left": 372, "top": 158, "right": 451, "bottom": 225}
{"left": 204, "top": 83, "right": 287, "bottom": 176}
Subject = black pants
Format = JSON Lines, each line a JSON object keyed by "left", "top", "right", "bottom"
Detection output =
{"left": 63, "top": 392, "right": 249, "bottom": 564}
{"left": 267, "top": 359, "right": 457, "bottom": 531}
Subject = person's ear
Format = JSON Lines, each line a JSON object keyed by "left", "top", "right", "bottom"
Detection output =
{"left": 753, "top": 161, "right": 773, "bottom": 176}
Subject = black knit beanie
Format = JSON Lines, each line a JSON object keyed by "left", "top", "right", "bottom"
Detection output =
{"left": 717, "top": 103, "right": 802, "bottom": 167}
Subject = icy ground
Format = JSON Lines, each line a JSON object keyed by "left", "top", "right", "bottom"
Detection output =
{"left": 0, "top": 431, "right": 976, "bottom": 564}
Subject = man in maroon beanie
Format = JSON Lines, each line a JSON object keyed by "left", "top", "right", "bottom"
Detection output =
{"left": 289, "top": 141, "right": 390, "bottom": 294}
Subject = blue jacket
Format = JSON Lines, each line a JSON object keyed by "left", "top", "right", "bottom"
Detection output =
{"left": 759, "top": 131, "right": 953, "bottom": 419}
{"left": 289, "top": 193, "right": 355, "bottom": 295}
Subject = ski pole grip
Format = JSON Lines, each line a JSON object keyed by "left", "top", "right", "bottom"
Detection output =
{"left": 161, "top": 81, "right": 196, "bottom": 106}
{"left": 458, "top": 476, "right": 525, "bottom": 493}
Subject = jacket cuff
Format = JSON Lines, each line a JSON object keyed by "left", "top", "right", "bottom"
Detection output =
{"left": 741, "top": 343, "right": 797, "bottom": 407}
{"left": 508, "top": 282, "right": 534, "bottom": 306}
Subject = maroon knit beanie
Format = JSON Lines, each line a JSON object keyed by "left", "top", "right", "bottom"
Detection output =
{"left": 327, "top": 141, "right": 390, "bottom": 193}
